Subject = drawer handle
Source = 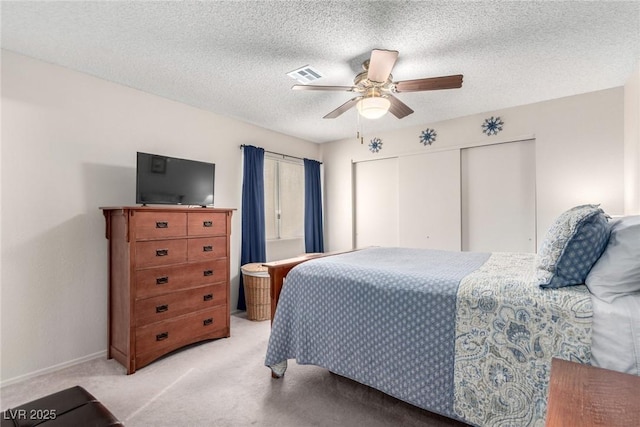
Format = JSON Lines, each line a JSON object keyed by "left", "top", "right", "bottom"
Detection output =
{"left": 203, "top": 220, "right": 213, "bottom": 227}
{"left": 156, "top": 332, "right": 168, "bottom": 341}
{"left": 203, "top": 318, "right": 213, "bottom": 326}
{"left": 156, "top": 304, "right": 169, "bottom": 313}
{"left": 204, "top": 270, "right": 213, "bottom": 277}
{"left": 203, "top": 294, "right": 213, "bottom": 301}
{"left": 156, "top": 276, "right": 169, "bottom": 285}
{"left": 156, "top": 221, "right": 168, "bottom": 229}
{"left": 156, "top": 249, "right": 168, "bottom": 257}
{"left": 203, "top": 245, "right": 213, "bottom": 252}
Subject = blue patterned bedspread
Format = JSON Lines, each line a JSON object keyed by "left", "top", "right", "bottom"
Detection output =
{"left": 264, "top": 248, "right": 593, "bottom": 426}
{"left": 265, "top": 247, "right": 489, "bottom": 420}
{"left": 454, "top": 252, "right": 592, "bottom": 426}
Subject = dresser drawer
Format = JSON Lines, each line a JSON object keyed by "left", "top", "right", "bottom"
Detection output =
{"left": 135, "top": 284, "right": 227, "bottom": 326}
{"left": 188, "top": 212, "right": 227, "bottom": 236}
{"left": 135, "top": 239, "right": 187, "bottom": 268}
{"left": 187, "top": 236, "right": 227, "bottom": 261}
{"left": 135, "top": 259, "right": 228, "bottom": 298}
{"left": 134, "top": 212, "right": 187, "bottom": 240}
{"left": 135, "top": 307, "right": 227, "bottom": 355}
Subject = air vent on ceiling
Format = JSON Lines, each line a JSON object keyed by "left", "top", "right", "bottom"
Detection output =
{"left": 287, "top": 65, "right": 323, "bottom": 84}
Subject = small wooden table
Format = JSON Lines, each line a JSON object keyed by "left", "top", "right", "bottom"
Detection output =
{"left": 546, "top": 358, "right": 640, "bottom": 426}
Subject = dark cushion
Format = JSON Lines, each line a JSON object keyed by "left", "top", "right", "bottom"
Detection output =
{"left": 1, "top": 386, "right": 122, "bottom": 427}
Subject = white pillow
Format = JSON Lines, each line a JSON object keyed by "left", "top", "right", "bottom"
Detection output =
{"left": 585, "top": 215, "right": 640, "bottom": 302}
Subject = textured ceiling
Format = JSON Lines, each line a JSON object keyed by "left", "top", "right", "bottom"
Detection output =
{"left": 2, "top": 1, "right": 639, "bottom": 143}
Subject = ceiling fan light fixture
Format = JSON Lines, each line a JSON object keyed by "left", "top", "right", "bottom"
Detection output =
{"left": 356, "top": 96, "right": 390, "bottom": 119}
{"left": 293, "top": 49, "right": 462, "bottom": 120}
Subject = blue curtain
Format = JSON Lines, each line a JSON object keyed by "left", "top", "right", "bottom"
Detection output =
{"left": 304, "top": 158, "right": 324, "bottom": 253}
{"left": 239, "top": 145, "right": 266, "bottom": 310}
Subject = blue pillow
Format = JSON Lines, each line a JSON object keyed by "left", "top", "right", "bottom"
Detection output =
{"left": 537, "top": 204, "right": 610, "bottom": 288}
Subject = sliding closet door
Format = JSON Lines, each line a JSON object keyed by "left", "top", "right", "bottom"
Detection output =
{"left": 461, "top": 139, "right": 536, "bottom": 253}
{"left": 354, "top": 158, "right": 399, "bottom": 248}
{"left": 399, "top": 150, "right": 461, "bottom": 250}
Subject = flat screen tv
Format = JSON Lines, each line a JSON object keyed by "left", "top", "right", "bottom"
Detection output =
{"left": 136, "top": 152, "right": 215, "bottom": 207}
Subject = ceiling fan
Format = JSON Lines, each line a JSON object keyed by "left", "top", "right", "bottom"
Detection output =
{"left": 292, "top": 49, "right": 463, "bottom": 120}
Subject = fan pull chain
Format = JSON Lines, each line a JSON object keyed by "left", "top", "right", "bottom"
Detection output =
{"left": 356, "top": 112, "right": 364, "bottom": 144}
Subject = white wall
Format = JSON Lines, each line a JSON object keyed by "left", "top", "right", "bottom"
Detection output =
{"left": 321, "top": 87, "right": 626, "bottom": 252}
{"left": 625, "top": 61, "right": 640, "bottom": 215}
{"left": 0, "top": 51, "right": 320, "bottom": 384}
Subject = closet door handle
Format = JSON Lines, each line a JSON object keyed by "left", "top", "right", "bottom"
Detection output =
{"left": 156, "top": 249, "right": 168, "bottom": 257}
{"left": 156, "top": 276, "right": 169, "bottom": 285}
{"left": 203, "top": 221, "right": 213, "bottom": 227}
{"left": 156, "top": 304, "right": 169, "bottom": 313}
{"left": 155, "top": 221, "right": 168, "bottom": 229}
{"left": 156, "top": 332, "right": 168, "bottom": 341}
{"left": 203, "top": 318, "right": 213, "bottom": 326}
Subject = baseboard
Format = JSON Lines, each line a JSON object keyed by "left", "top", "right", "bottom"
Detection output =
{"left": 0, "top": 350, "right": 107, "bottom": 388}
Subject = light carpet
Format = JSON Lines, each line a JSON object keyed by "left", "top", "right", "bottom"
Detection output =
{"left": 1, "top": 313, "right": 467, "bottom": 426}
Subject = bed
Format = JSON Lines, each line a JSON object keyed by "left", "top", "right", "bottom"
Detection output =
{"left": 264, "top": 206, "right": 640, "bottom": 426}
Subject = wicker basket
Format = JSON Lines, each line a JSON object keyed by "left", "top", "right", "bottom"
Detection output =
{"left": 241, "top": 263, "right": 271, "bottom": 321}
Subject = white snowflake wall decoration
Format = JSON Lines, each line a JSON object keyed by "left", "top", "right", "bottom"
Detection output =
{"left": 482, "top": 116, "right": 504, "bottom": 136}
{"left": 369, "top": 137, "right": 383, "bottom": 153}
{"left": 419, "top": 128, "right": 437, "bottom": 146}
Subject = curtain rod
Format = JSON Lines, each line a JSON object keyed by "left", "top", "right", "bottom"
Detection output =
{"left": 239, "top": 144, "right": 322, "bottom": 164}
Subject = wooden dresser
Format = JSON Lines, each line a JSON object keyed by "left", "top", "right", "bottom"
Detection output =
{"left": 101, "top": 206, "right": 233, "bottom": 374}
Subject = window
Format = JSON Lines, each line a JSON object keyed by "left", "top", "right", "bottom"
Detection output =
{"left": 264, "top": 156, "right": 304, "bottom": 240}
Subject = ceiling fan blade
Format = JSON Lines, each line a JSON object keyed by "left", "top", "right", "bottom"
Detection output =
{"left": 394, "top": 74, "right": 463, "bottom": 92}
{"left": 367, "top": 49, "right": 399, "bottom": 83}
{"left": 323, "top": 97, "right": 363, "bottom": 119}
{"left": 292, "top": 84, "right": 357, "bottom": 92}
{"left": 387, "top": 95, "right": 414, "bottom": 119}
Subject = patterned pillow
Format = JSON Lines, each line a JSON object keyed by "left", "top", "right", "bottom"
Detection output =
{"left": 537, "top": 204, "right": 610, "bottom": 288}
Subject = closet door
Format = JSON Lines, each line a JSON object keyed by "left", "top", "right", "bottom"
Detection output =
{"left": 461, "top": 139, "right": 536, "bottom": 253}
{"left": 399, "top": 150, "right": 461, "bottom": 250}
{"left": 354, "top": 158, "right": 399, "bottom": 248}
